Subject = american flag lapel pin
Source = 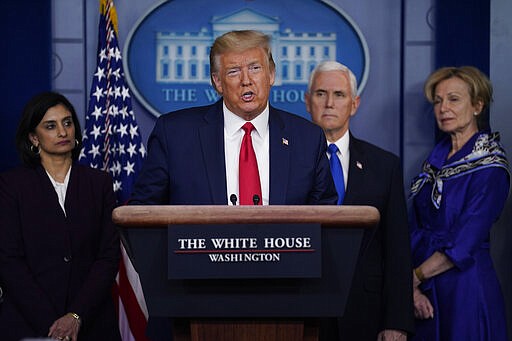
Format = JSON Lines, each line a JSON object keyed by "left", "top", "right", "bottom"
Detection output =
{"left": 356, "top": 161, "right": 363, "bottom": 169}
{"left": 282, "top": 138, "right": 289, "bottom": 146}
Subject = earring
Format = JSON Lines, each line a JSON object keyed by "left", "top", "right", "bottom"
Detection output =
{"left": 473, "top": 112, "right": 479, "bottom": 116}
{"left": 75, "top": 138, "right": 80, "bottom": 148}
{"left": 30, "top": 144, "right": 40, "bottom": 155}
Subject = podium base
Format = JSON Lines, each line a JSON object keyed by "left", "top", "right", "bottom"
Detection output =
{"left": 173, "top": 318, "right": 319, "bottom": 341}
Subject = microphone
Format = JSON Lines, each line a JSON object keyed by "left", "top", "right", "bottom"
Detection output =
{"left": 252, "top": 194, "right": 260, "bottom": 205}
{"left": 230, "top": 194, "right": 238, "bottom": 206}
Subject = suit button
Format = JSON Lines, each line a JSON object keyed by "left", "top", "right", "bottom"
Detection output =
{"left": 64, "top": 255, "right": 72, "bottom": 262}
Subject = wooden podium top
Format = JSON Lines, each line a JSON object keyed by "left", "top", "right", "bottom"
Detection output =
{"left": 112, "top": 205, "right": 379, "bottom": 227}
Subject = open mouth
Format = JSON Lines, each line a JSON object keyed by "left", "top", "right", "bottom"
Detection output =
{"left": 242, "top": 91, "right": 255, "bottom": 101}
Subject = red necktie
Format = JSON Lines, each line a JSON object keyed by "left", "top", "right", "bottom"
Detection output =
{"left": 239, "top": 122, "right": 262, "bottom": 205}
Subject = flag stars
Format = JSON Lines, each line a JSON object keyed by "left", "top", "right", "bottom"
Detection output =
{"left": 129, "top": 124, "right": 139, "bottom": 139}
{"left": 111, "top": 68, "right": 121, "bottom": 81}
{"left": 108, "top": 105, "right": 119, "bottom": 117}
{"left": 78, "top": 148, "right": 86, "bottom": 160}
{"left": 91, "top": 105, "right": 103, "bottom": 120}
{"left": 88, "top": 144, "right": 101, "bottom": 159}
{"left": 109, "top": 145, "right": 117, "bottom": 157}
{"left": 113, "top": 86, "right": 121, "bottom": 99}
{"left": 91, "top": 125, "right": 102, "bottom": 140}
{"left": 127, "top": 143, "right": 137, "bottom": 157}
{"left": 94, "top": 66, "right": 106, "bottom": 82}
{"left": 119, "top": 106, "right": 129, "bottom": 119}
{"left": 107, "top": 30, "right": 115, "bottom": 43}
{"left": 99, "top": 48, "right": 107, "bottom": 62}
{"left": 139, "top": 144, "right": 147, "bottom": 158}
{"left": 110, "top": 161, "right": 122, "bottom": 177}
{"left": 104, "top": 124, "right": 114, "bottom": 137}
{"left": 113, "top": 47, "right": 122, "bottom": 62}
{"left": 81, "top": 7, "right": 146, "bottom": 206}
{"left": 124, "top": 161, "right": 135, "bottom": 176}
{"left": 92, "top": 86, "right": 104, "bottom": 102}
{"left": 117, "top": 143, "right": 126, "bottom": 155}
{"left": 108, "top": 47, "right": 115, "bottom": 60}
{"left": 121, "top": 86, "right": 131, "bottom": 100}
{"left": 106, "top": 86, "right": 114, "bottom": 98}
{"left": 118, "top": 123, "right": 128, "bottom": 138}
{"left": 113, "top": 180, "right": 122, "bottom": 193}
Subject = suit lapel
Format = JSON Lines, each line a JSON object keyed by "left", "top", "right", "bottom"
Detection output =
{"left": 36, "top": 165, "right": 68, "bottom": 222}
{"left": 344, "top": 134, "right": 377, "bottom": 251}
{"left": 344, "top": 134, "right": 367, "bottom": 204}
{"left": 268, "top": 107, "right": 290, "bottom": 204}
{"left": 199, "top": 101, "right": 228, "bottom": 204}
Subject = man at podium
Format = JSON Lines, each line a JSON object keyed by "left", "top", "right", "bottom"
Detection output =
{"left": 130, "top": 30, "right": 337, "bottom": 207}
{"left": 129, "top": 30, "right": 338, "bottom": 340}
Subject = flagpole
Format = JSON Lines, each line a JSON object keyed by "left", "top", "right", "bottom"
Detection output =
{"left": 80, "top": 1, "right": 149, "bottom": 340}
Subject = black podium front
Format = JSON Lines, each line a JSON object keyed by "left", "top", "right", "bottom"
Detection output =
{"left": 114, "top": 205, "right": 379, "bottom": 341}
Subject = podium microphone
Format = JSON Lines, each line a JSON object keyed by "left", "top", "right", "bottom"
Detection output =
{"left": 252, "top": 194, "right": 260, "bottom": 205}
{"left": 230, "top": 194, "right": 238, "bottom": 205}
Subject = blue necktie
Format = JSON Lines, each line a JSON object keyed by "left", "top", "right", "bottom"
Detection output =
{"left": 328, "top": 143, "right": 345, "bottom": 205}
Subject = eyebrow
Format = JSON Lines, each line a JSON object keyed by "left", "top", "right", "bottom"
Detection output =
{"left": 435, "top": 91, "right": 463, "bottom": 97}
{"left": 226, "top": 60, "right": 261, "bottom": 68}
{"left": 41, "top": 116, "right": 73, "bottom": 123}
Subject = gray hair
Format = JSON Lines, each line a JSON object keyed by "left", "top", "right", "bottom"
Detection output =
{"left": 307, "top": 61, "right": 358, "bottom": 98}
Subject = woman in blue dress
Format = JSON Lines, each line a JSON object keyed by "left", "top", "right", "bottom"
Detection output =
{"left": 409, "top": 66, "right": 509, "bottom": 340}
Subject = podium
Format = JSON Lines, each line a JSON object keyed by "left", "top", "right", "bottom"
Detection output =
{"left": 113, "top": 205, "right": 379, "bottom": 341}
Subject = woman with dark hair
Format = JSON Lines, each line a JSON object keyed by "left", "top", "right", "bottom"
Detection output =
{"left": 15, "top": 91, "right": 84, "bottom": 166}
{"left": 409, "top": 67, "right": 509, "bottom": 340}
{"left": 0, "top": 92, "right": 121, "bottom": 341}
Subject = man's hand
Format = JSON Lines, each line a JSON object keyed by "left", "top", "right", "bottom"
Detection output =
{"left": 377, "top": 329, "right": 407, "bottom": 341}
{"left": 48, "top": 313, "right": 80, "bottom": 341}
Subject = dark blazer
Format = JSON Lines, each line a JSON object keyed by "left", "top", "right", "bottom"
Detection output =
{"left": 333, "top": 134, "right": 415, "bottom": 339}
{"left": 130, "top": 99, "right": 337, "bottom": 205}
{"left": 0, "top": 164, "right": 121, "bottom": 341}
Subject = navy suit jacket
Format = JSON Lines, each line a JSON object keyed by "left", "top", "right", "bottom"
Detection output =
{"left": 0, "top": 164, "right": 120, "bottom": 341}
{"left": 131, "top": 100, "right": 337, "bottom": 205}
{"left": 333, "top": 134, "right": 415, "bottom": 339}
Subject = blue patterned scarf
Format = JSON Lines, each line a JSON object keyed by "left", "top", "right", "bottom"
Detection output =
{"left": 410, "top": 132, "right": 510, "bottom": 209}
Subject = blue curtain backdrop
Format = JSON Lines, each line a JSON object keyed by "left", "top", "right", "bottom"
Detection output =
{"left": 435, "top": 0, "right": 490, "bottom": 137}
{"left": 0, "top": 0, "right": 52, "bottom": 172}
{"left": 435, "top": 0, "right": 490, "bottom": 72}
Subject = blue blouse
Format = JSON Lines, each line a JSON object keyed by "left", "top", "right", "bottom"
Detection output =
{"left": 409, "top": 131, "right": 510, "bottom": 340}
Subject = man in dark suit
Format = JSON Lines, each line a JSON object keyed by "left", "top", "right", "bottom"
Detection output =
{"left": 306, "top": 61, "right": 415, "bottom": 340}
{"left": 130, "top": 29, "right": 337, "bottom": 341}
{"left": 130, "top": 30, "right": 337, "bottom": 206}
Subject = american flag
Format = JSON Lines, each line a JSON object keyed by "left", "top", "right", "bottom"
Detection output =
{"left": 79, "top": 0, "right": 149, "bottom": 340}
{"left": 79, "top": 0, "right": 146, "bottom": 204}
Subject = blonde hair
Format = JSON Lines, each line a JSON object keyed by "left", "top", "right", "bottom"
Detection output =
{"left": 424, "top": 66, "right": 493, "bottom": 130}
{"left": 209, "top": 30, "right": 275, "bottom": 91}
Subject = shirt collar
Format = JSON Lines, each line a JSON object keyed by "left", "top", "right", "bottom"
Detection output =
{"left": 45, "top": 164, "right": 72, "bottom": 186}
{"left": 328, "top": 130, "right": 350, "bottom": 159}
{"left": 223, "top": 102, "right": 269, "bottom": 137}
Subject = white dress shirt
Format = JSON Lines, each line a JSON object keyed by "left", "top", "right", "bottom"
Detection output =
{"left": 224, "top": 102, "right": 270, "bottom": 205}
{"left": 327, "top": 131, "right": 350, "bottom": 189}
{"left": 46, "top": 165, "right": 71, "bottom": 216}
